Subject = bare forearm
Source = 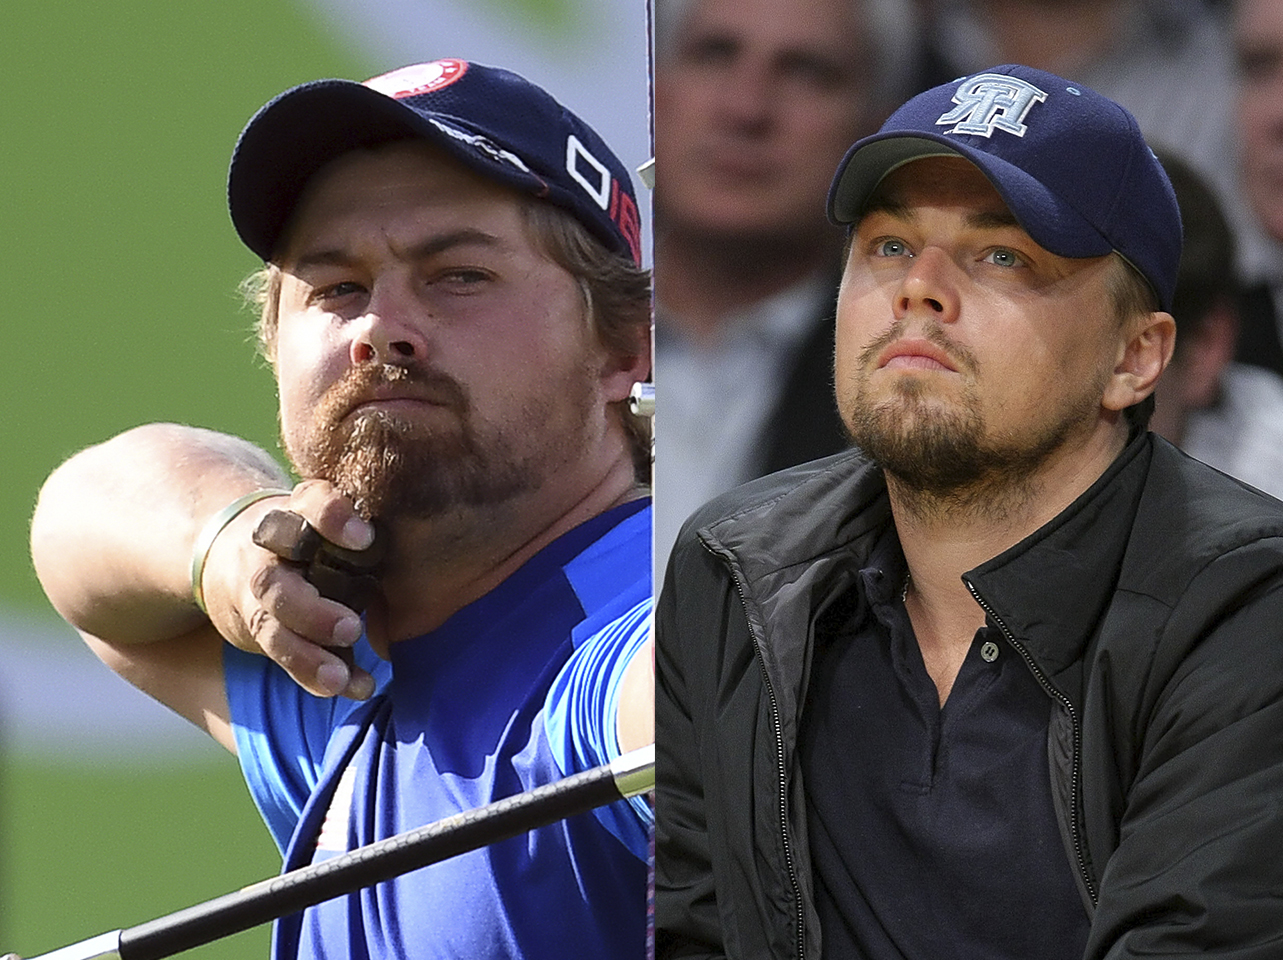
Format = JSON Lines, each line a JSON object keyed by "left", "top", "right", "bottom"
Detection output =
{"left": 30, "top": 422, "right": 290, "bottom": 645}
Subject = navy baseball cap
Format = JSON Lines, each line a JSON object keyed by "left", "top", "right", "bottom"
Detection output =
{"left": 827, "top": 64, "right": 1181, "bottom": 311}
{"left": 228, "top": 59, "right": 643, "bottom": 265}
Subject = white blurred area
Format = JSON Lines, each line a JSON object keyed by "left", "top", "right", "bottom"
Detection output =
{"left": 0, "top": 611, "right": 221, "bottom": 762}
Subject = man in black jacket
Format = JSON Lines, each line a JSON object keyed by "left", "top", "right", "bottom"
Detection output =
{"left": 656, "top": 64, "right": 1283, "bottom": 959}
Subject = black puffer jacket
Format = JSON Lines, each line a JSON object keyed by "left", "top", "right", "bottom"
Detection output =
{"left": 657, "top": 433, "right": 1283, "bottom": 959}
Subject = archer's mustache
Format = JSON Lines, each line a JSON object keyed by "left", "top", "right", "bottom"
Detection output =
{"left": 320, "top": 363, "right": 471, "bottom": 422}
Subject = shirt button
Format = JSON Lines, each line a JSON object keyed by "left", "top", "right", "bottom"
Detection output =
{"left": 980, "top": 640, "right": 1000, "bottom": 663}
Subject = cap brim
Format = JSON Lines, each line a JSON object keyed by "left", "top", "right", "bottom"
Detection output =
{"left": 826, "top": 132, "right": 1114, "bottom": 261}
{"left": 228, "top": 80, "right": 543, "bottom": 262}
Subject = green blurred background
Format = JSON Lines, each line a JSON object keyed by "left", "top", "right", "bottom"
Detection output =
{"left": 1, "top": 3, "right": 352, "bottom": 954}
{"left": 0, "top": 0, "right": 647, "bottom": 953}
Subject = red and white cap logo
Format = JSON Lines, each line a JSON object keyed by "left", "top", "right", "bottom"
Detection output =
{"left": 364, "top": 59, "right": 468, "bottom": 100}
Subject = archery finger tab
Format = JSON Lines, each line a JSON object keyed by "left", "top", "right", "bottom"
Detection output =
{"left": 253, "top": 510, "right": 382, "bottom": 613}
{"left": 252, "top": 509, "right": 322, "bottom": 563}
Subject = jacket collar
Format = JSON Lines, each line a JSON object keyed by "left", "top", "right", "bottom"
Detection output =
{"left": 698, "top": 431, "right": 1155, "bottom": 697}
{"left": 696, "top": 448, "right": 892, "bottom": 739}
{"left": 964, "top": 432, "right": 1152, "bottom": 679}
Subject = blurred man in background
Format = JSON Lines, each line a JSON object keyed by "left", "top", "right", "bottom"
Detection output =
{"left": 913, "top": 0, "right": 1238, "bottom": 208}
{"left": 1150, "top": 150, "right": 1283, "bottom": 498}
{"left": 1231, "top": 0, "right": 1283, "bottom": 373}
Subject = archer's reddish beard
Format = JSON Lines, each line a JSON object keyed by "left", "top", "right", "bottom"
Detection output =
{"left": 284, "top": 361, "right": 591, "bottom": 521}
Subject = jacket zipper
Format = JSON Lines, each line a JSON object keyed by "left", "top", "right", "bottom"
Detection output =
{"left": 715, "top": 542, "right": 807, "bottom": 959}
{"left": 965, "top": 577, "right": 1099, "bottom": 907}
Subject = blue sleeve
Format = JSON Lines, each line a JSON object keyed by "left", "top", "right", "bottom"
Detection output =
{"left": 543, "top": 596, "right": 654, "bottom": 859}
{"left": 224, "top": 640, "right": 390, "bottom": 853}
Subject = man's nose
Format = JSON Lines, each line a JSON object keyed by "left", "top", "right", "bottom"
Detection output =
{"left": 349, "top": 290, "right": 429, "bottom": 365}
{"left": 717, "top": 60, "right": 776, "bottom": 132}
{"left": 893, "top": 247, "right": 961, "bottom": 324}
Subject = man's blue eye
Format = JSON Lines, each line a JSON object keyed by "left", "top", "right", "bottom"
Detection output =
{"left": 877, "top": 239, "right": 910, "bottom": 257}
{"left": 985, "top": 248, "right": 1021, "bottom": 267}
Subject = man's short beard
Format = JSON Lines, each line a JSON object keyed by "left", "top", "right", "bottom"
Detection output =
{"left": 286, "top": 364, "right": 533, "bottom": 521}
{"left": 849, "top": 380, "right": 992, "bottom": 486}
{"left": 843, "top": 357, "right": 1101, "bottom": 523}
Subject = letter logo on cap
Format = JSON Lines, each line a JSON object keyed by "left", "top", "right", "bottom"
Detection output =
{"left": 566, "top": 135, "right": 612, "bottom": 210}
{"left": 936, "top": 74, "right": 1047, "bottom": 138}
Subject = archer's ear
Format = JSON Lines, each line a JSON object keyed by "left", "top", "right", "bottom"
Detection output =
{"left": 600, "top": 326, "right": 653, "bottom": 405}
{"left": 1103, "top": 311, "right": 1176, "bottom": 413}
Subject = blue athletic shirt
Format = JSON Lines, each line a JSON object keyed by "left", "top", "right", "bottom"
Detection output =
{"left": 225, "top": 500, "right": 653, "bottom": 960}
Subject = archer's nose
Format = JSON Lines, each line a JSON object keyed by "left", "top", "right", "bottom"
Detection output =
{"left": 349, "top": 287, "right": 429, "bottom": 365}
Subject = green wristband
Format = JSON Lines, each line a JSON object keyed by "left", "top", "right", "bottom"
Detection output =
{"left": 190, "top": 488, "right": 291, "bottom": 614}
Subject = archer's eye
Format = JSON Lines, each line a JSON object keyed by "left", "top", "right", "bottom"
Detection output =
{"left": 875, "top": 238, "right": 912, "bottom": 258}
{"left": 443, "top": 269, "right": 491, "bottom": 284}
{"left": 430, "top": 267, "right": 496, "bottom": 294}
{"left": 312, "top": 281, "right": 365, "bottom": 304}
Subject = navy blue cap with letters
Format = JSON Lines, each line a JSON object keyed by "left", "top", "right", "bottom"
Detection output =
{"left": 228, "top": 59, "right": 643, "bottom": 266}
{"left": 827, "top": 64, "right": 1181, "bottom": 312}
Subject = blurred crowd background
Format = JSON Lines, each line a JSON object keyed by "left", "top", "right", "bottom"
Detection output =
{"left": 653, "top": 0, "right": 1283, "bottom": 564}
{"left": 6, "top": 0, "right": 1283, "bottom": 954}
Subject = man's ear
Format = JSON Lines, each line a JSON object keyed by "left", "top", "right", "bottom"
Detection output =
{"left": 600, "top": 326, "right": 653, "bottom": 404}
{"left": 1103, "top": 311, "right": 1177, "bottom": 413}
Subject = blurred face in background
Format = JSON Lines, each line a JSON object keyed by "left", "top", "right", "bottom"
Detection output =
{"left": 655, "top": 0, "right": 879, "bottom": 249}
{"left": 1235, "top": 0, "right": 1283, "bottom": 243}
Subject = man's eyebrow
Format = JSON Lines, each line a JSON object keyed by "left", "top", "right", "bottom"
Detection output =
{"left": 402, "top": 228, "right": 508, "bottom": 260}
{"left": 965, "top": 209, "right": 1022, "bottom": 231}
{"left": 289, "top": 228, "right": 506, "bottom": 272}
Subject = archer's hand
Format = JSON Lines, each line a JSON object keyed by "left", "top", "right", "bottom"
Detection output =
{"left": 200, "top": 480, "right": 381, "bottom": 699}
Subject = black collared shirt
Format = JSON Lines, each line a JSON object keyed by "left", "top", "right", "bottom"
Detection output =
{"left": 799, "top": 524, "right": 1090, "bottom": 959}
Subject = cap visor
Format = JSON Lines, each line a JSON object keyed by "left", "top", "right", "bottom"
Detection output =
{"left": 228, "top": 80, "right": 537, "bottom": 261}
{"left": 826, "top": 133, "right": 1113, "bottom": 260}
